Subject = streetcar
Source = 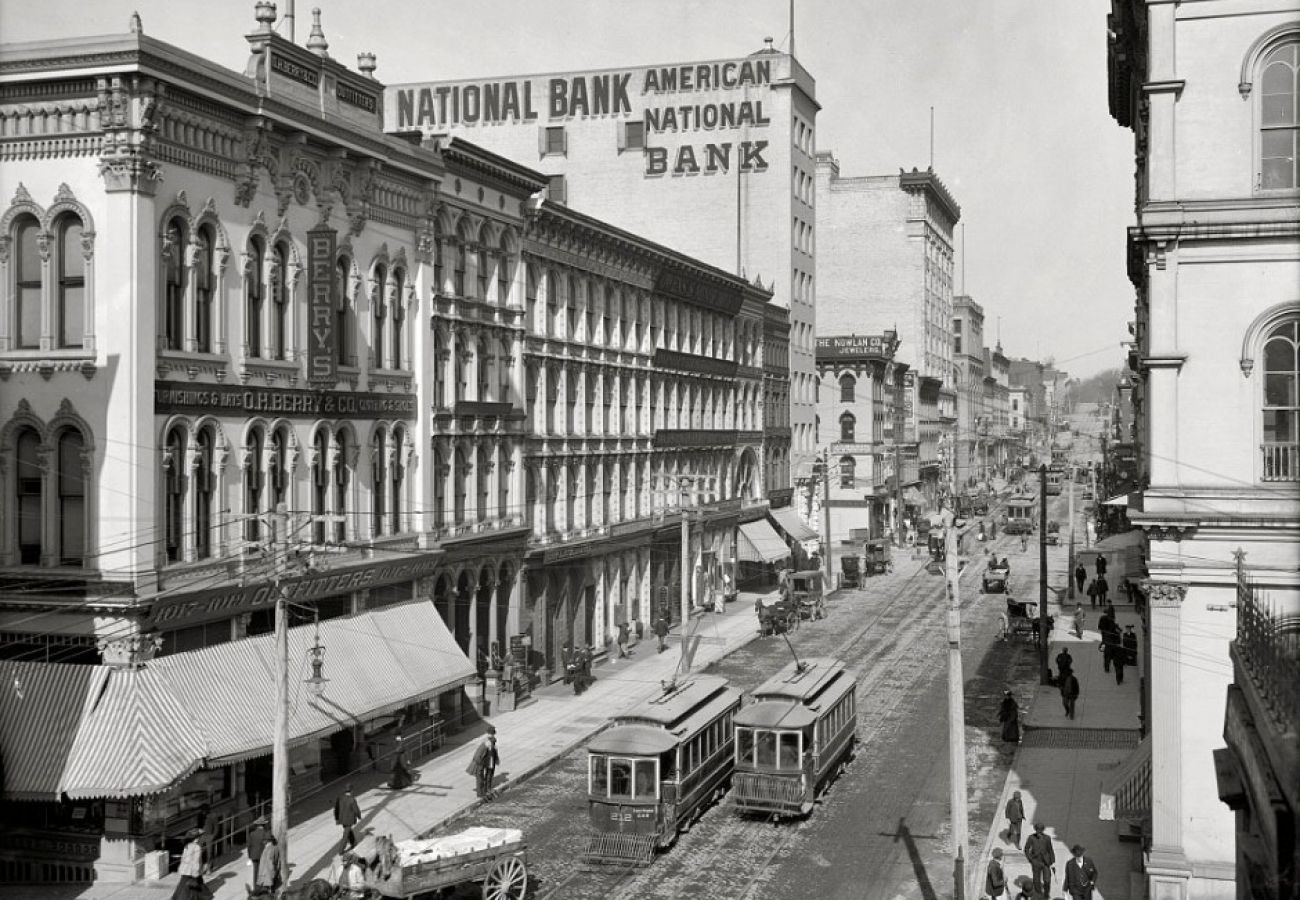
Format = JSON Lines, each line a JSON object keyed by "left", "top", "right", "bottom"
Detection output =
{"left": 730, "top": 657, "right": 858, "bottom": 820}
{"left": 1046, "top": 464, "right": 1065, "bottom": 496}
{"left": 585, "top": 674, "right": 743, "bottom": 866}
{"left": 1004, "top": 496, "right": 1037, "bottom": 535}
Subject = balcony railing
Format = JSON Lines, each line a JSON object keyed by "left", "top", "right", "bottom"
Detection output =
{"left": 1262, "top": 442, "right": 1299, "bottom": 481}
{"left": 1235, "top": 586, "right": 1300, "bottom": 734}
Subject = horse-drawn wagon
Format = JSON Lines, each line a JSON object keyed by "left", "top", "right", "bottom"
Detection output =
{"left": 999, "top": 598, "right": 1054, "bottom": 642}
{"left": 353, "top": 827, "right": 529, "bottom": 900}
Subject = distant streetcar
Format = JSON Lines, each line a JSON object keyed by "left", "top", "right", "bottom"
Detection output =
{"left": 730, "top": 657, "right": 858, "bottom": 820}
{"left": 585, "top": 674, "right": 743, "bottom": 866}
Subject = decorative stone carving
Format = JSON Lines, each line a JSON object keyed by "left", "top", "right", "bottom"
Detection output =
{"left": 1138, "top": 580, "right": 1187, "bottom": 608}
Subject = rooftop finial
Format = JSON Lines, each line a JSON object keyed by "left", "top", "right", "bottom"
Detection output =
{"left": 254, "top": 1, "right": 277, "bottom": 33}
{"left": 129, "top": 11, "right": 142, "bottom": 33}
{"left": 306, "top": 7, "right": 329, "bottom": 57}
{"left": 357, "top": 52, "right": 377, "bottom": 79}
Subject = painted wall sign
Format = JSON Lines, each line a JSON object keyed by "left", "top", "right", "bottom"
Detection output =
{"left": 815, "top": 334, "right": 898, "bottom": 360}
{"left": 389, "top": 58, "right": 775, "bottom": 180}
{"left": 306, "top": 227, "right": 337, "bottom": 386}
{"left": 155, "top": 382, "right": 417, "bottom": 419}
{"left": 271, "top": 52, "right": 319, "bottom": 88}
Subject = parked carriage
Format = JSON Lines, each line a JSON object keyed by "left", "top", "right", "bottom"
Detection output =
{"left": 982, "top": 557, "right": 1011, "bottom": 594}
{"left": 1000, "top": 597, "right": 1054, "bottom": 642}
{"left": 756, "top": 594, "right": 798, "bottom": 636}
{"left": 863, "top": 539, "right": 892, "bottom": 575}
{"left": 351, "top": 827, "right": 529, "bottom": 900}
{"left": 787, "top": 570, "right": 826, "bottom": 620}
{"left": 585, "top": 675, "right": 743, "bottom": 866}
{"left": 730, "top": 657, "right": 858, "bottom": 820}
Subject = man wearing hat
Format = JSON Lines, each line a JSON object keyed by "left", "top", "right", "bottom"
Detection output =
{"left": 984, "top": 847, "right": 1007, "bottom": 898}
{"left": 467, "top": 727, "right": 500, "bottom": 800}
{"left": 255, "top": 833, "right": 281, "bottom": 895}
{"left": 1063, "top": 843, "right": 1099, "bottom": 899}
{"left": 246, "top": 815, "right": 269, "bottom": 886}
{"left": 1004, "top": 790, "right": 1025, "bottom": 849}
{"left": 1024, "top": 822, "right": 1056, "bottom": 897}
{"left": 334, "top": 783, "right": 362, "bottom": 851}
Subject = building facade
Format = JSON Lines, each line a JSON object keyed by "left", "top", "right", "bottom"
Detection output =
{"left": 1107, "top": 1, "right": 1300, "bottom": 897}
{"left": 0, "top": 6, "right": 791, "bottom": 885}
{"left": 385, "top": 46, "right": 815, "bottom": 486}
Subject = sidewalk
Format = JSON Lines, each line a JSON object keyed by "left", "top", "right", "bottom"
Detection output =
{"left": 971, "top": 599, "right": 1146, "bottom": 900}
{"left": 16, "top": 590, "right": 776, "bottom": 900}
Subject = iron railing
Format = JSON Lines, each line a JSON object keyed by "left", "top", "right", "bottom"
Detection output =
{"left": 1236, "top": 580, "right": 1300, "bottom": 734}
{"left": 1261, "top": 442, "right": 1299, "bottom": 482}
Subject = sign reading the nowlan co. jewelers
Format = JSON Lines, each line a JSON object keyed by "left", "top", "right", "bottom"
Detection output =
{"left": 388, "top": 57, "right": 775, "bottom": 178}
{"left": 155, "top": 382, "right": 416, "bottom": 419}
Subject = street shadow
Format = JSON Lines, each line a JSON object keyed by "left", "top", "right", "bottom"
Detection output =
{"left": 879, "top": 817, "right": 940, "bottom": 900}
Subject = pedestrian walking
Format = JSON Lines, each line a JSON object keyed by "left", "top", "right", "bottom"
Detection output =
{"left": 653, "top": 615, "right": 670, "bottom": 653}
{"left": 1060, "top": 669, "right": 1080, "bottom": 719}
{"left": 1073, "top": 604, "right": 1085, "bottom": 639}
{"left": 985, "top": 848, "right": 1007, "bottom": 899}
{"left": 615, "top": 620, "right": 630, "bottom": 660}
{"left": 1123, "top": 625, "right": 1138, "bottom": 667}
{"left": 1086, "top": 579, "right": 1099, "bottom": 609}
{"left": 1074, "top": 562, "right": 1087, "bottom": 595}
{"left": 1095, "top": 574, "right": 1109, "bottom": 605}
{"left": 1063, "top": 843, "right": 1099, "bottom": 899}
{"left": 333, "top": 784, "right": 361, "bottom": 851}
{"left": 1111, "top": 642, "right": 1127, "bottom": 685}
{"left": 466, "top": 727, "right": 500, "bottom": 800}
{"left": 1004, "top": 790, "right": 1025, "bottom": 849}
{"left": 998, "top": 691, "right": 1020, "bottom": 744}
{"left": 389, "top": 736, "right": 415, "bottom": 790}
{"left": 1021, "top": 533, "right": 1028, "bottom": 552}
{"left": 255, "top": 834, "right": 281, "bottom": 896}
{"left": 1095, "top": 554, "right": 1107, "bottom": 578}
{"left": 1056, "top": 646, "right": 1074, "bottom": 680}
{"left": 170, "top": 828, "right": 208, "bottom": 900}
{"left": 1024, "top": 823, "right": 1056, "bottom": 897}
{"left": 246, "top": 815, "right": 268, "bottom": 887}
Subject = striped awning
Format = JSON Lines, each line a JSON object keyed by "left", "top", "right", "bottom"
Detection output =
{"left": 768, "top": 507, "right": 819, "bottom": 544}
{"left": 62, "top": 668, "right": 207, "bottom": 800}
{"left": 0, "top": 660, "right": 105, "bottom": 800}
{"left": 154, "top": 600, "right": 477, "bottom": 764}
{"left": 1099, "top": 734, "right": 1150, "bottom": 821}
{"left": 737, "top": 520, "right": 791, "bottom": 564}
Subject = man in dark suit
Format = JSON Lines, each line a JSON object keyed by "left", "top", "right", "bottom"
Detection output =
{"left": 333, "top": 784, "right": 362, "bottom": 850}
{"left": 1024, "top": 822, "right": 1055, "bottom": 897}
{"left": 1063, "top": 843, "right": 1099, "bottom": 899}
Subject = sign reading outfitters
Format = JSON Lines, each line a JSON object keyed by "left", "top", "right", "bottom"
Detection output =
{"left": 389, "top": 57, "right": 775, "bottom": 179}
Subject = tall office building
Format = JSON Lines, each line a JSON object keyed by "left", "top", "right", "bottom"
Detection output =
{"left": 386, "top": 44, "right": 821, "bottom": 497}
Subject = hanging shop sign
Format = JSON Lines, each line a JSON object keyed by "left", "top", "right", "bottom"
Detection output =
{"left": 305, "top": 226, "right": 337, "bottom": 386}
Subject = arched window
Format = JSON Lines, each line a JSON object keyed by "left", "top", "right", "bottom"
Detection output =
{"left": 840, "top": 373, "right": 856, "bottom": 403}
{"left": 333, "top": 430, "right": 350, "bottom": 542}
{"left": 193, "top": 428, "right": 214, "bottom": 559}
{"left": 838, "top": 455, "right": 856, "bottom": 489}
{"left": 372, "top": 428, "right": 387, "bottom": 536}
{"left": 269, "top": 427, "right": 289, "bottom": 512}
{"left": 14, "top": 216, "right": 41, "bottom": 349}
{"left": 195, "top": 226, "right": 215, "bottom": 353}
{"left": 453, "top": 234, "right": 467, "bottom": 296}
{"left": 477, "top": 243, "right": 490, "bottom": 300}
{"left": 312, "top": 430, "right": 329, "bottom": 544}
{"left": 525, "top": 269, "right": 538, "bottom": 331}
{"left": 1262, "top": 317, "right": 1299, "bottom": 480}
{"left": 163, "top": 219, "right": 187, "bottom": 351}
{"left": 546, "top": 272, "right": 559, "bottom": 337}
{"left": 16, "top": 428, "right": 42, "bottom": 564}
{"left": 372, "top": 263, "right": 388, "bottom": 369}
{"left": 567, "top": 275, "right": 578, "bottom": 338}
{"left": 390, "top": 427, "right": 405, "bottom": 534}
{"left": 454, "top": 447, "right": 468, "bottom": 523}
{"left": 54, "top": 218, "right": 85, "bottom": 350}
{"left": 391, "top": 268, "right": 405, "bottom": 369}
{"left": 840, "top": 412, "right": 856, "bottom": 443}
{"left": 271, "top": 242, "right": 290, "bottom": 360}
{"left": 499, "top": 336, "right": 512, "bottom": 404}
{"left": 433, "top": 329, "right": 446, "bottom": 407}
{"left": 497, "top": 236, "right": 512, "bottom": 305}
{"left": 335, "top": 256, "right": 352, "bottom": 366}
{"left": 1261, "top": 40, "right": 1299, "bottom": 190}
{"left": 433, "top": 220, "right": 444, "bottom": 293}
{"left": 56, "top": 430, "right": 86, "bottom": 566}
{"left": 497, "top": 443, "right": 509, "bottom": 519}
{"left": 165, "top": 427, "right": 185, "bottom": 562}
{"left": 477, "top": 446, "right": 490, "bottom": 522}
{"left": 246, "top": 236, "right": 265, "bottom": 357}
{"left": 245, "top": 428, "right": 265, "bottom": 542}
{"left": 432, "top": 445, "right": 446, "bottom": 530}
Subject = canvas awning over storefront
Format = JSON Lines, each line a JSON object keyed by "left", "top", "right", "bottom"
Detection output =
{"left": 2, "top": 601, "right": 477, "bottom": 802}
{"left": 737, "top": 520, "right": 792, "bottom": 564}
{"left": 768, "top": 507, "right": 819, "bottom": 544}
{"left": 1099, "top": 734, "right": 1151, "bottom": 821}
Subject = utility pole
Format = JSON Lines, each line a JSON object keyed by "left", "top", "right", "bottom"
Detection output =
{"left": 1067, "top": 463, "right": 1076, "bottom": 601}
{"left": 270, "top": 504, "right": 291, "bottom": 884}
{"left": 894, "top": 440, "right": 904, "bottom": 547}
{"left": 821, "top": 448, "right": 833, "bottom": 588}
{"left": 944, "top": 486, "right": 968, "bottom": 900}
{"left": 1038, "top": 464, "right": 1049, "bottom": 685}
{"left": 680, "top": 482, "right": 691, "bottom": 634}
{"left": 1087, "top": 466, "right": 1096, "bottom": 549}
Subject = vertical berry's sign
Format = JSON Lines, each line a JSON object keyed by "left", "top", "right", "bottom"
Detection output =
{"left": 306, "top": 227, "right": 336, "bottom": 386}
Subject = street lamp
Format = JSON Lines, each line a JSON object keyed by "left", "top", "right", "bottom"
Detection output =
{"left": 305, "top": 623, "right": 329, "bottom": 696}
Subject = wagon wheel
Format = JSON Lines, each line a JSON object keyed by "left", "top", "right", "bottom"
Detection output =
{"left": 482, "top": 855, "right": 528, "bottom": 900}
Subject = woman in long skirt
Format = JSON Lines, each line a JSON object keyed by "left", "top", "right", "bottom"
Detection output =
{"left": 170, "top": 829, "right": 208, "bottom": 900}
{"left": 998, "top": 691, "right": 1021, "bottom": 744}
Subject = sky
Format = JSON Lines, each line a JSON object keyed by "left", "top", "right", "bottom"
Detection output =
{"left": 1, "top": 0, "right": 1134, "bottom": 378}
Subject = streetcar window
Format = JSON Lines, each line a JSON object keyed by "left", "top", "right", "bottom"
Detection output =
{"left": 661, "top": 749, "right": 677, "bottom": 781}
{"left": 634, "top": 760, "right": 657, "bottom": 798}
{"left": 609, "top": 759, "right": 633, "bottom": 798}
{"left": 778, "top": 733, "right": 801, "bottom": 769}
{"left": 756, "top": 730, "right": 777, "bottom": 767}
{"left": 589, "top": 754, "right": 608, "bottom": 796}
{"left": 737, "top": 727, "right": 754, "bottom": 764}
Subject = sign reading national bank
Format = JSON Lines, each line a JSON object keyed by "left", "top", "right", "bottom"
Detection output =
{"left": 388, "top": 57, "right": 776, "bottom": 179}
{"left": 155, "top": 382, "right": 417, "bottom": 420}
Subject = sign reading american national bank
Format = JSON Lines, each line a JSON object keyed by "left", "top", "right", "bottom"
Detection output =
{"left": 389, "top": 57, "right": 775, "bottom": 178}
{"left": 155, "top": 382, "right": 416, "bottom": 420}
